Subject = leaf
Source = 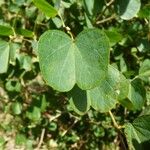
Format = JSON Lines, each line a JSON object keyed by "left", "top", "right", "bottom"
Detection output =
{"left": 0, "top": 40, "right": 10, "bottom": 73}
{"left": 33, "top": 0, "right": 57, "bottom": 18}
{"left": 15, "top": 134, "right": 27, "bottom": 145}
{"left": 139, "top": 59, "right": 150, "bottom": 79}
{"left": 68, "top": 85, "right": 90, "bottom": 115}
{"left": 11, "top": 102, "right": 22, "bottom": 115}
{"left": 38, "top": 29, "right": 110, "bottom": 92}
{"left": 26, "top": 106, "right": 41, "bottom": 122}
{"left": 104, "top": 28, "right": 123, "bottom": 46}
{"left": 125, "top": 115, "right": 150, "bottom": 150}
{"left": 0, "top": 25, "right": 14, "bottom": 36}
{"left": 15, "top": 28, "right": 34, "bottom": 37}
{"left": 88, "top": 65, "right": 128, "bottom": 112}
{"left": 120, "top": 79, "right": 146, "bottom": 110}
{"left": 83, "top": 0, "right": 104, "bottom": 16}
{"left": 115, "top": 0, "right": 141, "bottom": 20}
{"left": 138, "top": 4, "right": 150, "bottom": 19}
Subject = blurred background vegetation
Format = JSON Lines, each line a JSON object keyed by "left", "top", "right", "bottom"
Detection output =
{"left": 0, "top": 0, "right": 150, "bottom": 149}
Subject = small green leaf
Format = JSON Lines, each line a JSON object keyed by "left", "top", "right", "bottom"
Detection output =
{"left": 104, "top": 28, "right": 123, "bottom": 46}
{"left": 83, "top": 0, "right": 104, "bottom": 16}
{"left": 125, "top": 115, "right": 150, "bottom": 150}
{"left": 33, "top": 0, "right": 57, "bottom": 18}
{"left": 68, "top": 85, "right": 90, "bottom": 115}
{"left": 0, "top": 25, "right": 14, "bottom": 36}
{"left": 139, "top": 59, "right": 150, "bottom": 79}
{"left": 138, "top": 4, "right": 150, "bottom": 19}
{"left": 11, "top": 102, "right": 22, "bottom": 115}
{"left": 38, "top": 29, "right": 110, "bottom": 92}
{"left": 26, "top": 106, "right": 41, "bottom": 122}
{"left": 0, "top": 40, "right": 10, "bottom": 73}
{"left": 88, "top": 65, "right": 128, "bottom": 112}
{"left": 15, "top": 28, "right": 34, "bottom": 37}
{"left": 115, "top": 0, "right": 141, "bottom": 20}
{"left": 15, "top": 134, "right": 27, "bottom": 145}
{"left": 17, "top": 54, "right": 32, "bottom": 71}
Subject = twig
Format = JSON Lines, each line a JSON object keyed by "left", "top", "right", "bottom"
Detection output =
{"left": 36, "top": 128, "right": 45, "bottom": 150}
{"left": 109, "top": 111, "right": 127, "bottom": 150}
{"left": 109, "top": 111, "right": 120, "bottom": 129}
{"left": 96, "top": 0, "right": 115, "bottom": 21}
{"left": 62, "top": 119, "right": 78, "bottom": 136}
{"left": 96, "top": 14, "right": 116, "bottom": 24}
{"left": 58, "top": 12, "right": 74, "bottom": 40}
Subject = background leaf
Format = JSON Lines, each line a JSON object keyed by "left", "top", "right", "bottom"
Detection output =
{"left": 0, "top": 25, "right": 14, "bottom": 36}
{"left": 115, "top": 0, "right": 141, "bottom": 20}
{"left": 33, "top": 0, "right": 57, "bottom": 18}
{"left": 0, "top": 40, "right": 10, "bottom": 73}
{"left": 125, "top": 115, "right": 150, "bottom": 150}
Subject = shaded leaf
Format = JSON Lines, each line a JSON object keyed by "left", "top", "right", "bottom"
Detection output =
{"left": 68, "top": 85, "right": 90, "bottom": 115}
{"left": 125, "top": 115, "right": 150, "bottom": 150}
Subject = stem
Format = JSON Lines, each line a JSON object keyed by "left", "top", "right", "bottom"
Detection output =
{"left": 109, "top": 111, "right": 127, "bottom": 150}
{"left": 58, "top": 12, "right": 74, "bottom": 40}
{"left": 109, "top": 110, "right": 120, "bottom": 129}
{"left": 96, "top": 14, "right": 116, "bottom": 25}
{"left": 96, "top": 0, "right": 115, "bottom": 21}
{"left": 36, "top": 128, "right": 45, "bottom": 150}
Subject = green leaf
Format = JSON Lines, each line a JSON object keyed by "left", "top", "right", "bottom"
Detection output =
{"left": 38, "top": 29, "right": 110, "bottom": 92}
{"left": 138, "top": 4, "right": 150, "bottom": 19}
{"left": 121, "top": 79, "right": 146, "bottom": 110}
{"left": 83, "top": 0, "right": 104, "bottom": 16}
{"left": 68, "top": 85, "right": 90, "bottom": 115}
{"left": 15, "top": 28, "right": 34, "bottom": 37}
{"left": 125, "top": 115, "right": 150, "bottom": 150}
{"left": 104, "top": 28, "right": 123, "bottom": 46}
{"left": 11, "top": 102, "right": 22, "bottom": 115}
{"left": 0, "top": 25, "right": 14, "bottom": 36}
{"left": 17, "top": 54, "right": 32, "bottom": 71}
{"left": 115, "top": 0, "right": 141, "bottom": 20}
{"left": 0, "top": 40, "right": 10, "bottom": 73}
{"left": 15, "top": 134, "right": 27, "bottom": 145}
{"left": 26, "top": 106, "right": 41, "bottom": 122}
{"left": 139, "top": 59, "right": 150, "bottom": 79}
{"left": 88, "top": 65, "right": 128, "bottom": 112}
{"left": 33, "top": 0, "right": 57, "bottom": 18}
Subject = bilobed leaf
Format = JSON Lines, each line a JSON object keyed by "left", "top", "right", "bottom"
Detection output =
{"left": 38, "top": 29, "right": 110, "bottom": 92}
{"left": 0, "top": 25, "right": 14, "bottom": 36}
{"left": 115, "top": 0, "right": 141, "bottom": 20}
{"left": 0, "top": 40, "right": 10, "bottom": 73}
{"left": 68, "top": 85, "right": 90, "bottom": 115}
{"left": 125, "top": 115, "right": 150, "bottom": 150}
{"left": 33, "top": 0, "right": 57, "bottom": 18}
{"left": 88, "top": 65, "right": 128, "bottom": 112}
